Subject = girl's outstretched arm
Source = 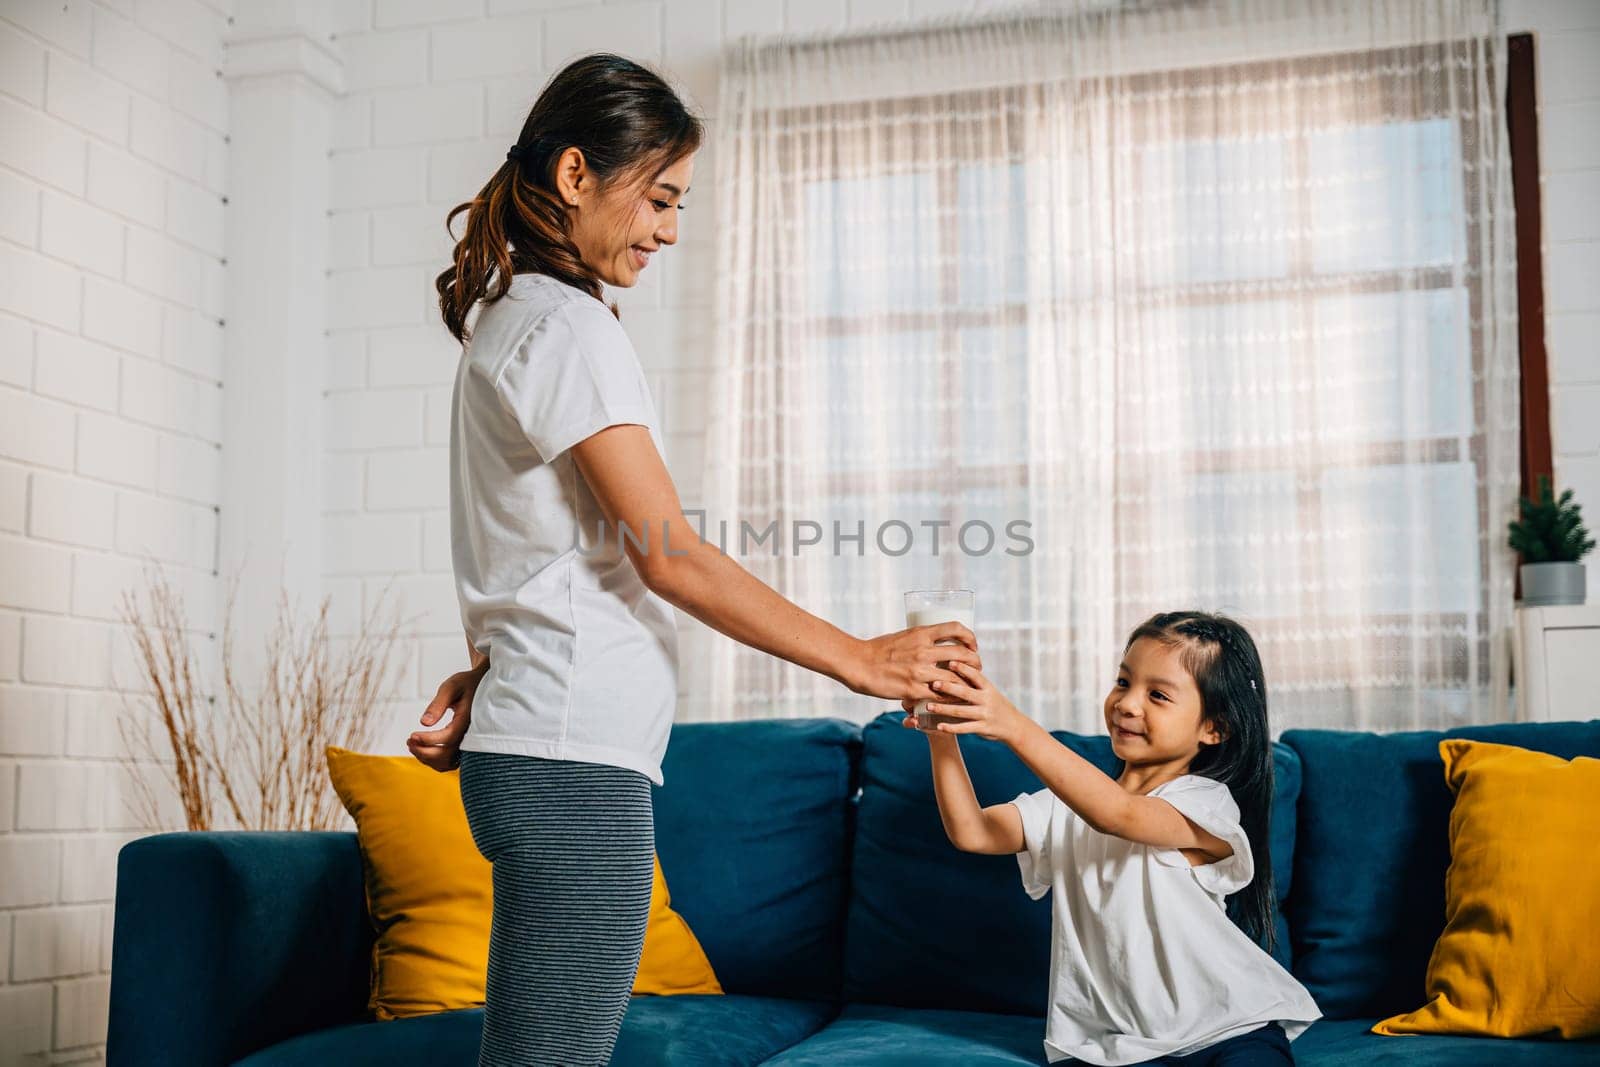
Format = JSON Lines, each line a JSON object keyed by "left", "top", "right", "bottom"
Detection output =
{"left": 1013, "top": 716, "right": 1233, "bottom": 857}
{"left": 914, "top": 722, "right": 1025, "bottom": 854}
{"left": 927, "top": 662, "right": 1230, "bottom": 858}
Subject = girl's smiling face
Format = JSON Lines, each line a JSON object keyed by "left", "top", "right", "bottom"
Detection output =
{"left": 1104, "top": 636, "right": 1223, "bottom": 767}
{"left": 555, "top": 148, "right": 694, "bottom": 288}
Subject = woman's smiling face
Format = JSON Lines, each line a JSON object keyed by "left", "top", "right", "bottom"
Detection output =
{"left": 555, "top": 148, "right": 695, "bottom": 288}
{"left": 1103, "top": 636, "right": 1221, "bottom": 764}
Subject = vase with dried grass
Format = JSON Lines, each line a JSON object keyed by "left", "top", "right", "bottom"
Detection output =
{"left": 116, "top": 566, "right": 409, "bottom": 832}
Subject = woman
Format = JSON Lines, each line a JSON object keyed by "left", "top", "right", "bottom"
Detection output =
{"left": 407, "top": 54, "right": 977, "bottom": 1067}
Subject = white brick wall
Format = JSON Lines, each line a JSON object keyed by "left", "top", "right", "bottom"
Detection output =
{"left": 1, "top": 0, "right": 1595, "bottom": 1061}
{"left": 0, "top": 1, "right": 231, "bottom": 1063}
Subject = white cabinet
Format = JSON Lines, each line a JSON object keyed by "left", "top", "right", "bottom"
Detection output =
{"left": 1513, "top": 603, "right": 1600, "bottom": 721}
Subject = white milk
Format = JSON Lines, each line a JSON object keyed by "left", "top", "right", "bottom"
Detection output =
{"left": 906, "top": 607, "right": 976, "bottom": 633}
{"left": 905, "top": 606, "right": 976, "bottom": 730}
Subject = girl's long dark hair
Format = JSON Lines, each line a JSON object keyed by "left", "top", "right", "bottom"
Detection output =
{"left": 1125, "top": 610, "right": 1277, "bottom": 953}
{"left": 434, "top": 53, "right": 703, "bottom": 344}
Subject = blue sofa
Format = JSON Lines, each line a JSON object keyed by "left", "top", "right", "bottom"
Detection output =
{"left": 107, "top": 713, "right": 1600, "bottom": 1066}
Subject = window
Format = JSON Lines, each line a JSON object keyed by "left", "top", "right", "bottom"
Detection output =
{"left": 787, "top": 39, "right": 1517, "bottom": 714}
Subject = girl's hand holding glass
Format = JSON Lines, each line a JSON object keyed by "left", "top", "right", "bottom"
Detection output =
{"left": 913, "top": 660, "right": 1029, "bottom": 745}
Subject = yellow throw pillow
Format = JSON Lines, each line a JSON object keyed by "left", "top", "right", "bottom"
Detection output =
{"left": 326, "top": 746, "right": 722, "bottom": 1020}
{"left": 1372, "top": 739, "right": 1600, "bottom": 1040}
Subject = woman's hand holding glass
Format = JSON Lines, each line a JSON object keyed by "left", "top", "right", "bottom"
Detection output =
{"left": 852, "top": 621, "right": 982, "bottom": 704}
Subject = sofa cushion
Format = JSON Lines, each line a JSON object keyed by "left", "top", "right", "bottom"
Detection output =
{"left": 1281, "top": 719, "right": 1600, "bottom": 1020}
{"left": 611, "top": 995, "right": 837, "bottom": 1066}
{"left": 1291, "top": 1018, "right": 1600, "bottom": 1066}
{"left": 653, "top": 718, "right": 861, "bottom": 1001}
{"left": 234, "top": 995, "right": 838, "bottom": 1067}
{"left": 233, "top": 1007, "right": 484, "bottom": 1066}
{"left": 842, "top": 713, "right": 1301, "bottom": 1016}
{"left": 1373, "top": 740, "right": 1600, "bottom": 1039}
{"left": 758, "top": 1003, "right": 1050, "bottom": 1065}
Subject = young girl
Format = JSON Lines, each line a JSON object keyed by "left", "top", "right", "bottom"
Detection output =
{"left": 907, "top": 610, "right": 1321, "bottom": 1066}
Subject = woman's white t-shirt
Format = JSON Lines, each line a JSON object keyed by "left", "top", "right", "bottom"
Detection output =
{"left": 449, "top": 271, "right": 677, "bottom": 786}
{"left": 1009, "top": 774, "right": 1322, "bottom": 1065}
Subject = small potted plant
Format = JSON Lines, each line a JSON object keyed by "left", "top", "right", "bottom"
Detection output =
{"left": 1507, "top": 475, "right": 1595, "bottom": 606}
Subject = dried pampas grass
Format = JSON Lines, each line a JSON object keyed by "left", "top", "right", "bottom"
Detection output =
{"left": 117, "top": 566, "right": 409, "bottom": 831}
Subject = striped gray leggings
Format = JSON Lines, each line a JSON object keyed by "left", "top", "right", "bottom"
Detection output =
{"left": 457, "top": 750, "right": 655, "bottom": 1067}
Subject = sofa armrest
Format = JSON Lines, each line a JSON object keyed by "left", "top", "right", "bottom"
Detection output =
{"left": 107, "top": 832, "right": 372, "bottom": 1067}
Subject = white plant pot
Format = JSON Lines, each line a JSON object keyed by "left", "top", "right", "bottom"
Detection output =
{"left": 1520, "top": 562, "right": 1587, "bottom": 607}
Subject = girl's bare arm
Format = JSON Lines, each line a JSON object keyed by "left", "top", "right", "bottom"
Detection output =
{"left": 926, "top": 732, "right": 1025, "bottom": 854}
{"left": 1009, "top": 720, "right": 1230, "bottom": 857}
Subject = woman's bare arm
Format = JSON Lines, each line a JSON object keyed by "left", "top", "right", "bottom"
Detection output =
{"left": 570, "top": 424, "right": 979, "bottom": 702}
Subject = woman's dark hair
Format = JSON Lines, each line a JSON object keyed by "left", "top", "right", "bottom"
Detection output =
{"left": 434, "top": 53, "right": 703, "bottom": 344}
{"left": 1124, "top": 610, "right": 1277, "bottom": 954}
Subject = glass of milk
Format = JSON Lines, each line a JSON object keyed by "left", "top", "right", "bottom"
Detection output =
{"left": 903, "top": 589, "right": 975, "bottom": 732}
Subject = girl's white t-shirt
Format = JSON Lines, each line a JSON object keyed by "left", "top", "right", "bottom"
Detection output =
{"left": 449, "top": 272, "right": 678, "bottom": 786}
{"left": 1009, "top": 774, "right": 1322, "bottom": 1065}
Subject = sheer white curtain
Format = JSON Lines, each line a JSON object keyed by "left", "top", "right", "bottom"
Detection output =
{"left": 684, "top": 0, "right": 1519, "bottom": 734}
